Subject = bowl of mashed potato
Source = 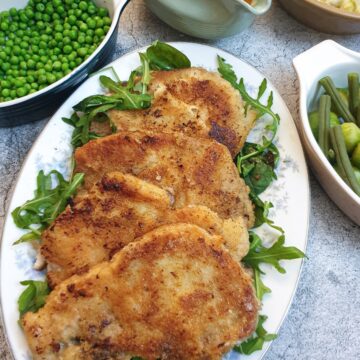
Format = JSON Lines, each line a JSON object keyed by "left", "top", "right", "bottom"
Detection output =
{"left": 278, "top": 0, "right": 360, "bottom": 34}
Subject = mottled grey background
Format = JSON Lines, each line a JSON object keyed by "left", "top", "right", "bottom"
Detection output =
{"left": 1, "top": 1, "right": 359, "bottom": 359}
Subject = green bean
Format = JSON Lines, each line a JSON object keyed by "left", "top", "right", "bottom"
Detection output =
{"left": 357, "top": 102, "right": 360, "bottom": 127}
{"left": 318, "top": 95, "right": 331, "bottom": 158}
{"left": 347, "top": 72, "right": 359, "bottom": 119}
{"left": 319, "top": 76, "right": 356, "bottom": 123}
{"left": 329, "top": 126, "right": 360, "bottom": 195}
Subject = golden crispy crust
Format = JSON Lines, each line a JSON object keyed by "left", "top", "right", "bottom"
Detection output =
{"left": 107, "top": 67, "right": 257, "bottom": 157}
{"left": 41, "top": 172, "right": 249, "bottom": 288}
{"left": 23, "top": 224, "right": 259, "bottom": 360}
{"left": 74, "top": 131, "right": 254, "bottom": 227}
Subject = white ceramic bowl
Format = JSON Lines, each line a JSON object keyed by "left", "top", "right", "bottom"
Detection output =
{"left": 0, "top": 0, "right": 129, "bottom": 127}
{"left": 293, "top": 40, "right": 360, "bottom": 225}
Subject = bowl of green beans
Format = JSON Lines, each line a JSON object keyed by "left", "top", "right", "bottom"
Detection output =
{"left": 294, "top": 40, "right": 360, "bottom": 225}
{"left": 0, "top": 0, "right": 129, "bottom": 127}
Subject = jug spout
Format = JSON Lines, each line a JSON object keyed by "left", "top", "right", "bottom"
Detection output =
{"left": 236, "top": 0, "right": 272, "bottom": 15}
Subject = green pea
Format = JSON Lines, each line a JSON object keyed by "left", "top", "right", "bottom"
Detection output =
{"left": 77, "top": 47, "right": 87, "bottom": 57}
{"left": 20, "top": 41, "right": 29, "bottom": 49}
{"left": 9, "top": 8, "right": 18, "bottom": 17}
{"left": 63, "top": 45, "right": 72, "bottom": 54}
{"left": 69, "top": 30, "right": 78, "bottom": 40}
{"left": 63, "top": 36, "right": 71, "bottom": 45}
{"left": 48, "top": 73, "right": 57, "bottom": 83}
{"left": 37, "top": 21, "right": 45, "bottom": 29}
{"left": 45, "top": 5, "right": 54, "bottom": 15}
{"left": 36, "top": 3, "right": 45, "bottom": 12}
{"left": 38, "top": 74, "right": 47, "bottom": 84}
{"left": 0, "top": 22, "right": 9, "bottom": 31}
{"left": 20, "top": 12, "right": 29, "bottom": 23}
{"left": 86, "top": 18, "right": 96, "bottom": 29}
{"left": 68, "top": 51, "right": 76, "bottom": 61}
{"left": 1, "top": 89, "right": 10, "bottom": 97}
{"left": 10, "top": 56, "right": 19, "bottom": 65}
{"left": 88, "top": 6, "right": 97, "bottom": 15}
{"left": 68, "top": 14, "right": 77, "bottom": 25}
{"left": 55, "top": 71, "right": 64, "bottom": 80}
{"left": 103, "top": 17, "right": 111, "bottom": 26}
{"left": 79, "top": 1, "right": 88, "bottom": 11}
{"left": 96, "top": 19, "right": 104, "bottom": 28}
{"left": 27, "top": 59, "right": 36, "bottom": 69}
{"left": 57, "top": 6, "right": 65, "bottom": 15}
{"left": 61, "top": 63, "right": 69, "bottom": 72}
{"left": 95, "top": 28, "right": 104, "bottom": 37}
{"left": 42, "top": 14, "right": 51, "bottom": 22}
{"left": 25, "top": 8, "right": 34, "bottom": 19}
{"left": 79, "top": 22, "right": 87, "bottom": 31}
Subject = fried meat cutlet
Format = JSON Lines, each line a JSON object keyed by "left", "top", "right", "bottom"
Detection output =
{"left": 41, "top": 171, "right": 249, "bottom": 288}
{"left": 74, "top": 131, "right": 254, "bottom": 227}
{"left": 107, "top": 67, "right": 257, "bottom": 157}
{"left": 23, "top": 224, "right": 259, "bottom": 360}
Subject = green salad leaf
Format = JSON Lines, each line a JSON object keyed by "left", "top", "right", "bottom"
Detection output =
{"left": 64, "top": 41, "right": 191, "bottom": 148}
{"left": 234, "top": 315, "right": 277, "bottom": 355}
{"left": 63, "top": 74, "right": 152, "bottom": 148}
{"left": 146, "top": 40, "right": 191, "bottom": 70}
{"left": 243, "top": 232, "right": 305, "bottom": 275}
{"left": 217, "top": 56, "right": 280, "bottom": 165}
{"left": 12, "top": 170, "right": 84, "bottom": 244}
{"left": 238, "top": 142, "right": 279, "bottom": 195}
{"left": 18, "top": 280, "right": 50, "bottom": 318}
{"left": 253, "top": 267, "right": 271, "bottom": 300}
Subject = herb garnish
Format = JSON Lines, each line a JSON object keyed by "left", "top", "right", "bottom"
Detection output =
{"left": 234, "top": 315, "right": 277, "bottom": 355}
{"left": 12, "top": 170, "right": 84, "bottom": 244}
{"left": 219, "top": 56, "right": 306, "bottom": 354}
{"left": 63, "top": 41, "right": 191, "bottom": 149}
{"left": 243, "top": 233, "right": 305, "bottom": 300}
{"left": 18, "top": 280, "right": 50, "bottom": 318}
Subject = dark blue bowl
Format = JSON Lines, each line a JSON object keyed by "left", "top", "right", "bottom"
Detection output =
{"left": 0, "top": 0, "right": 129, "bottom": 127}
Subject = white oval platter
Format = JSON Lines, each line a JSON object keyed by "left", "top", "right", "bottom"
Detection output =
{"left": 1, "top": 42, "right": 309, "bottom": 360}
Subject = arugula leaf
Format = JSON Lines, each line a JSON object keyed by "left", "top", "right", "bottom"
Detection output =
{"left": 12, "top": 170, "right": 84, "bottom": 244}
{"left": 18, "top": 280, "right": 50, "bottom": 318}
{"left": 243, "top": 232, "right": 305, "bottom": 274}
{"left": 249, "top": 192, "right": 284, "bottom": 233}
{"left": 234, "top": 315, "right": 277, "bottom": 355}
{"left": 238, "top": 142, "right": 279, "bottom": 195}
{"left": 217, "top": 56, "right": 280, "bottom": 166}
{"left": 146, "top": 40, "right": 191, "bottom": 70}
{"left": 64, "top": 70, "right": 152, "bottom": 148}
{"left": 253, "top": 267, "right": 271, "bottom": 300}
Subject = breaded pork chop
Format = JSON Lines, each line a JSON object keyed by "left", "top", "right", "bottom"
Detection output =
{"left": 41, "top": 171, "right": 249, "bottom": 288}
{"left": 74, "top": 131, "right": 255, "bottom": 227}
{"left": 23, "top": 224, "right": 259, "bottom": 360}
{"left": 107, "top": 67, "right": 257, "bottom": 157}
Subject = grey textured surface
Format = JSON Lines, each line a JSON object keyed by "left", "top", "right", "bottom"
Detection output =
{"left": 0, "top": 1, "right": 359, "bottom": 359}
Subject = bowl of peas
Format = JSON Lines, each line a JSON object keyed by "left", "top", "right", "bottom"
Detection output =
{"left": 294, "top": 40, "right": 360, "bottom": 225}
{"left": 0, "top": 0, "right": 129, "bottom": 126}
